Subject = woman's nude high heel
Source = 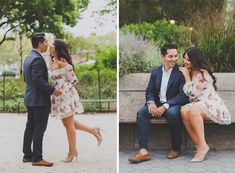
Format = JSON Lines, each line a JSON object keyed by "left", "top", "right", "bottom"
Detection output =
{"left": 190, "top": 145, "right": 209, "bottom": 163}
{"left": 94, "top": 128, "right": 103, "bottom": 146}
{"left": 62, "top": 151, "right": 78, "bottom": 163}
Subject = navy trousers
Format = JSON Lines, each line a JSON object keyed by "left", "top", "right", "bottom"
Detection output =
{"left": 136, "top": 104, "right": 182, "bottom": 151}
{"left": 23, "top": 106, "right": 50, "bottom": 162}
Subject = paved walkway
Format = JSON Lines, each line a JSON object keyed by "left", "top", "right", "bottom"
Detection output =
{"left": 120, "top": 150, "right": 235, "bottom": 173}
{"left": 0, "top": 113, "right": 117, "bottom": 173}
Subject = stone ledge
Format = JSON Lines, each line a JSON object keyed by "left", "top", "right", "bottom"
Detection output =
{"left": 119, "top": 123, "right": 235, "bottom": 150}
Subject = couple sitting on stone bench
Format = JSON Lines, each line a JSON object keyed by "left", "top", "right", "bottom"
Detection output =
{"left": 128, "top": 43, "right": 231, "bottom": 163}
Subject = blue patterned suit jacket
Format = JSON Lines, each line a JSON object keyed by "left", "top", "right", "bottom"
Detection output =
{"left": 23, "top": 49, "right": 55, "bottom": 107}
{"left": 145, "top": 64, "right": 188, "bottom": 106}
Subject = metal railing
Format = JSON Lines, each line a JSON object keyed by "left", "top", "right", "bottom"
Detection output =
{"left": 17, "top": 98, "right": 116, "bottom": 114}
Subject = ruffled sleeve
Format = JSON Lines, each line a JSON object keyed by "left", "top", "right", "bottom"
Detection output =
{"left": 183, "top": 81, "right": 194, "bottom": 96}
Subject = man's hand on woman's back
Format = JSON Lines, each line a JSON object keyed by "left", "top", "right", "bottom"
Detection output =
{"left": 54, "top": 89, "right": 61, "bottom": 97}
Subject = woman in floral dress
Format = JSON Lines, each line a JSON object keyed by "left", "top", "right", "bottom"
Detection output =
{"left": 49, "top": 39, "right": 102, "bottom": 162}
{"left": 179, "top": 47, "right": 231, "bottom": 162}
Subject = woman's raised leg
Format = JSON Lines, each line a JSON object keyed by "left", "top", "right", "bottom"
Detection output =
{"left": 74, "top": 120, "right": 102, "bottom": 146}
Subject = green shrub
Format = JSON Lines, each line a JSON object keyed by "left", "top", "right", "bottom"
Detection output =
{"left": 0, "top": 76, "right": 25, "bottom": 99}
{"left": 119, "top": 31, "right": 186, "bottom": 76}
{"left": 75, "top": 65, "right": 116, "bottom": 100}
{"left": 187, "top": 10, "right": 235, "bottom": 72}
{"left": 94, "top": 46, "right": 117, "bottom": 69}
{"left": 119, "top": 32, "right": 162, "bottom": 76}
{"left": 0, "top": 100, "right": 26, "bottom": 112}
{"left": 0, "top": 46, "right": 116, "bottom": 112}
{"left": 121, "top": 19, "right": 190, "bottom": 47}
{"left": 74, "top": 46, "right": 116, "bottom": 101}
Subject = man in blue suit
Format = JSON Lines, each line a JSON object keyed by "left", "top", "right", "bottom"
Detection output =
{"left": 129, "top": 43, "right": 188, "bottom": 163}
{"left": 22, "top": 33, "right": 61, "bottom": 167}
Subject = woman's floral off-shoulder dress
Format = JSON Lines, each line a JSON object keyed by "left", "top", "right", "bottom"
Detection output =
{"left": 50, "top": 64, "right": 84, "bottom": 119}
{"left": 183, "top": 74, "right": 231, "bottom": 125}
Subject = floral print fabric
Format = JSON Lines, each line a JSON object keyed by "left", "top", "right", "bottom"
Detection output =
{"left": 183, "top": 74, "right": 231, "bottom": 125}
{"left": 50, "top": 64, "right": 84, "bottom": 119}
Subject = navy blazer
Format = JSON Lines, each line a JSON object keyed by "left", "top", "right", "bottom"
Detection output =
{"left": 23, "top": 49, "right": 55, "bottom": 107}
{"left": 145, "top": 64, "right": 188, "bottom": 106}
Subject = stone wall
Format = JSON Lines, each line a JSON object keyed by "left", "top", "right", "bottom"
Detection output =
{"left": 119, "top": 73, "right": 235, "bottom": 150}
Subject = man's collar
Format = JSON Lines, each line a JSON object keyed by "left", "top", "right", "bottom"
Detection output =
{"left": 32, "top": 48, "right": 43, "bottom": 57}
{"left": 162, "top": 65, "right": 173, "bottom": 73}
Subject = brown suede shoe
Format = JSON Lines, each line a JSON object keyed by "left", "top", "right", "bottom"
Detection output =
{"left": 32, "top": 160, "right": 53, "bottom": 167}
{"left": 167, "top": 150, "right": 180, "bottom": 159}
{"left": 128, "top": 152, "right": 151, "bottom": 163}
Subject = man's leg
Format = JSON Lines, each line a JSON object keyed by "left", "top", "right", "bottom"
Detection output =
{"left": 32, "top": 107, "right": 50, "bottom": 162}
{"left": 128, "top": 105, "right": 151, "bottom": 163}
{"left": 23, "top": 106, "right": 34, "bottom": 160}
{"left": 164, "top": 105, "right": 182, "bottom": 151}
{"left": 136, "top": 105, "right": 151, "bottom": 150}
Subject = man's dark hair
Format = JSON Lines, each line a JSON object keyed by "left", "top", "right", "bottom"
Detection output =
{"left": 31, "top": 32, "right": 46, "bottom": 48}
{"left": 160, "top": 43, "right": 177, "bottom": 56}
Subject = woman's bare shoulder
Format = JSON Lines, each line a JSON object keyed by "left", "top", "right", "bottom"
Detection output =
{"left": 49, "top": 62, "right": 58, "bottom": 71}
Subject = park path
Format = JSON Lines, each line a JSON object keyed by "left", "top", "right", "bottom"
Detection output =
{"left": 0, "top": 113, "right": 117, "bottom": 173}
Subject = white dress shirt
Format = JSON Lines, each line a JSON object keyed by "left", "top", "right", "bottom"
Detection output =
{"left": 159, "top": 66, "right": 173, "bottom": 103}
{"left": 147, "top": 65, "right": 173, "bottom": 109}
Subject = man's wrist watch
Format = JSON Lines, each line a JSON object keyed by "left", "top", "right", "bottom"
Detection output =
{"left": 163, "top": 103, "right": 169, "bottom": 109}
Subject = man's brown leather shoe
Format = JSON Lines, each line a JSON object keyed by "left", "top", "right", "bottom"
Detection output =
{"left": 167, "top": 150, "right": 180, "bottom": 159}
{"left": 32, "top": 160, "right": 53, "bottom": 167}
{"left": 128, "top": 152, "right": 151, "bottom": 163}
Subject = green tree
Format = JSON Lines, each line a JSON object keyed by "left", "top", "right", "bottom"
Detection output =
{"left": 97, "top": 0, "right": 117, "bottom": 16}
{"left": 66, "top": 32, "right": 116, "bottom": 54}
{"left": 0, "top": 0, "right": 89, "bottom": 45}
{"left": 94, "top": 46, "right": 116, "bottom": 69}
{"left": 0, "top": 33, "right": 31, "bottom": 65}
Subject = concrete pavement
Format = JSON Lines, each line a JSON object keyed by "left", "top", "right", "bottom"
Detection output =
{"left": 120, "top": 150, "right": 235, "bottom": 173}
{"left": 0, "top": 113, "right": 117, "bottom": 173}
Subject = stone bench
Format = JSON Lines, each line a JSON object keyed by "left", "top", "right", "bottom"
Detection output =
{"left": 119, "top": 73, "right": 235, "bottom": 150}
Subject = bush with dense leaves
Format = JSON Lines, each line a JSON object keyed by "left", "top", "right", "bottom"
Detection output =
{"left": 187, "top": 10, "right": 235, "bottom": 72}
{"left": 120, "top": 32, "right": 167, "bottom": 76}
{"left": 0, "top": 46, "right": 116, "bottom": 112}
{"left": 121, "top": 19, "right": 190, "bottom": 47}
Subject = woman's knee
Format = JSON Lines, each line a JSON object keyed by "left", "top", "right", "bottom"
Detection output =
{"left": 190, "top": 106, "right": 209, "bottom": 120}
{"left": 62, "top": 117, "right": 75, "bottom": 130}
{"left": 65, "top": 124, "right": 76, "bottom": 132}
{"left": 189, "top": 106, "right": 200, "bottom": 117}
{"left": 180, "top": 108, "right": 190, "bottom": 121}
